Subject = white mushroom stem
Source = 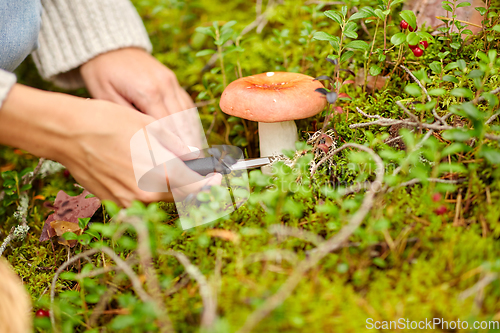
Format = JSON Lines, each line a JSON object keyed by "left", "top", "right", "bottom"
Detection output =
{"left": 258, "top": 121, "right": 298, "bottom": 158}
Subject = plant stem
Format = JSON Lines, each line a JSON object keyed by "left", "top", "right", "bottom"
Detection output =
{"left": 216, "top": 27, "right": 227, "bottom": 88}
{"left": 383, "top": 0, "right": 392, "bottom": 50}
{"left": 364, "top": 20, "right": 380, "bottom": 93}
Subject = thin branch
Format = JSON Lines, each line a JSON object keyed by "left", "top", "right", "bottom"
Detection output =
{"left": 237, "top": 144, "right": 384, "bottom": 333}
{"left": 458, "top": 273, "right": 498, "bottom": 301}
{"left": 268, "top": 224, "right": 325, "bottom": 246}
{"left": 119, "top": 213, "right": 173, "bottom": 333}
{"left": 243, "top": 249, "right": 299, "bottom": 267}
{"left": 164, "top": 273, "right": 191, "bottom": 297}
{"left": 399, "top": 64, "right": 431, "bottom": 102}
{"left": 50, "top": 247, "right": 151, "bottom": 332}
{"left": 486, "top": 111, "right": 499, "bottom": 125}
{"left": 161, "top": 250, "right": 217, "bottom": 329}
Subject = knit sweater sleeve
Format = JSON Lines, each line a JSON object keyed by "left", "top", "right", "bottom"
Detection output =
{"left": 0, "top": 69, "right": 16, "bottom": 109}
{"left": 32, "top": 0, "right": 153, "bottom": 90}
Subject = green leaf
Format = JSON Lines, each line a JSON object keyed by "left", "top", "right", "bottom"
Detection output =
{"left": 20, "top": 184, "right": 32, "bottom": 192}
{"left": 63, "top": 231, "right": 78, "bottom": 241}
{"left": 196, "top": 49, "right": 216, "bottom": 57}
{"left": 475, "top": 7, "right": 487, "bottom": 15}
{"left": 103, "top": 200, "right": 120, "bottom": 218}
{"left": 450, "top": 42, "right": 461, "bottom": 49}
{"left": 324, "top": 10, "right": 342, "bottom": 25}
{"left": 428, "top": 88, "right": 446, "bottom": 96}
{"left": 430, "top": 61, "right": 442, "bottom": 74}
{"left": 344, "top": 40, "right": 369, "bottom": 51}
{"left": 461, "top": 102, "right": 483, "bottom": 120}
{"left": 389, "top": 0, "right": 405, "bottom": 8}
{"left": 451, "top": 88, "right": 473, "bottom": 99}
{"left": 442, "top": 129, "right": 474, "bottom": 141}
{"left": 344, "top": 30, "right": 358, "bottom": 39}
{"left": 345, "top": 21, "right": 358, "bottom": 32}
{"left": 493, "top": 25, "right": 500, "bottom": 33}
{"left": 480, "top": 146, "right": 500, "bottom": 164}
{"left": 374, "top": 9, "right": 385, "bottom": 20}
{"left": 468, "top": 69, "right": 484, "bottom": 78}
{"left": 349, "top": 11, "right": 369, "bottom": 21}
{"left": 456, "top": 59, "right": 467, "bottom": 71}
{"left": 312, "top": 31, "right": 337, "bottom": 42}
{"left": 442, "top": 143, "right": 471, "bottom": 156}
{"left": 78, "top": 217, "right": 91, "bottom": 230}
{"left": 340, "top": 50, "right": 355, "bottom": 63}
{"left": 416, "top": 31, "right": 433, "bottom": 40}
{"left": 341, "top": 6, "right": 348, "bottom": 18}
{"left": 442, "top": 4, "right": 453, "bottom": 11}
{"left": 407, "top": 32, "right": 420, "bottom": 45}
{"left": 195, "top": 26, "right": 215, "bottom": 38}
{"left": 443, "top": 75, "right": 459, "bottom": 83}
{"left": 373, "top": 257, "right": 386, "bottom": 268}
{"left": 456, "top": 1, "right": 471, "bottom": 8}
{"left": 391, "top": 32, "right": 406, "bottom": 45}
{"left": 405, "top": 83, "right": 422, "bottom": 97}
{"left": 400, "top": 10, "right": 417, "bottom": 30}
{"left": 438, "top": 163, "right": 467, "bottom": 174}
{"left": 221, "top": 20, "right": 237, "bottom": 33}
{"left": 444, "top": 62, "right": 458, "bottom": 71}
{"left": 369, "top": 65, "right": 382, "bottom": 76}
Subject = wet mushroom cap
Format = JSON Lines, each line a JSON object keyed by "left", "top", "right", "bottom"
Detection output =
{"left": 220, "top": 72, "right": 327, "bottom": 123}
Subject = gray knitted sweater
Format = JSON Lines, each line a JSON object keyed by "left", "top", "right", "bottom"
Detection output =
{"left": 0, "top": 0, "right": 152, "bottom": 107}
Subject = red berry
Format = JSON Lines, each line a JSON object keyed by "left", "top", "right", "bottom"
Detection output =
{"left": 435, "top": 205, "right": 447, "bottom": 216}
{"left": 412, "top": 46, "right": 424, "bottom": 57}
{"left": 419, "top": 40, "right": 429, "bottom": 49}
{"left": 36, "top": 309, "right": 50, "bottom": 318}
{"left": 409, "top": 44, "right": 418, "bottom": 50}
{"left": 432, "top": 193, "right": 442, "bottom": 202}
{"left": 400, "top": 20, "right": 409, "bottom": 30}
{"left": 63, "top": 170, "right": 70, "bottom": 178}
{"left": 409, "top": 24, "right": 417, "bottom": 32}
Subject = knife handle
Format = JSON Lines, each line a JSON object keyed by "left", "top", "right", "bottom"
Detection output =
{"left": 183, "top": 157, "right": 232, "bottom": 176}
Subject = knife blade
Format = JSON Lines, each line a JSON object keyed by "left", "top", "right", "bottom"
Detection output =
{"left": 183, "top": 156, "right": 273, "bottom": 176}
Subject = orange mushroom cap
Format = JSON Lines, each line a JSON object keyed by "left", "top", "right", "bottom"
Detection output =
{"left": 219, "top": 72, "right": 327, "bottom": 123}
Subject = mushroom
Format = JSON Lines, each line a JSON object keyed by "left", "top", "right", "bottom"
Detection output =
{"left": 220, "top": 72, "right": 326, "bottom": 160}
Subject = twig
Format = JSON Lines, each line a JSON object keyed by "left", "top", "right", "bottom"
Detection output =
{"left": 194, "top": 99, "right": 216, "bottom": 108}
{"left": 237, "top": 144, "right": 384, "bottom": 333}
{"left": 350, "top": 108, "right": 500, "bottom": 141}
{"left": 243, "top": 249, "right": 299, "bottom": 267}
{"left": 74, "top": 257, "right": 138, "bottom": 280}
{"left": 458, "top": 273, "right": 498, "bottom": 300}
{"left": 477, "top": 86, "right": 500, "bottom": 103}
{"left": 388, "top": 178, "right": 467, "bottom": 192}
{"left": 486, "top": 111, "right": 499, "bottom": 125}
{"left": 22, "top": 157, "right": 46, "bottom": 186}
{"left": 396, "top": 101, "right": 420, "bottom": 123}
{"left": 88, "top": 275, "right": 124, "bottom": 327}
{"left": 164, "top": 273, "right": 191, "bottom": 297}
{"left": 120, "top": 213, "right": 173, "bottom": 333}
{"left": 161, "top": 250, "right": 217, "bottom": 329}
{"left": 268, "top": 224, "right": 325, "bottom": 246}
{"left": 50, "top": 247, "right": 152, "bottom": 332}
{"left": 399, "top": 64, "right": 431, "bottom": 102}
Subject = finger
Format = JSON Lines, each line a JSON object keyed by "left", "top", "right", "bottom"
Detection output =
{"left": 146, "top": 123, "right": 194, "bottom": 159}
{"left": 99, "top": 82, "right": 137, "bottom": 110}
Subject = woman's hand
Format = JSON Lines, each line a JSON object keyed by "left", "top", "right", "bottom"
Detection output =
{"left": 0, "top": 85, "right": 220, "bottom": 207}
{"left": 80, "top": 48, "right": 205, "bottom": 149}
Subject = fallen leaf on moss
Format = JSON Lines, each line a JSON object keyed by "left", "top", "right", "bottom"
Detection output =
{"left": 50, "top": 220, "right": 83, "bottom": 247}
{"left": 206, "top": 229, "right": 240, "bottom": 244}
{"left": 40, "top": 189, "right": 100, "bottom": 243}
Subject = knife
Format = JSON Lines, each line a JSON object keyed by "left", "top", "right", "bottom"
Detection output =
{"left": 183, "top": 156, "right": 273, "bottom": 176}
